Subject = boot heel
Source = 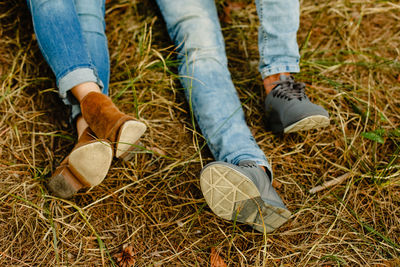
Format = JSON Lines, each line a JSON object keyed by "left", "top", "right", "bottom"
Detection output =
{"left": 119, "top": 141, "right": 144, "bottom": 162}
{"left": 116, "top": 121, "right": 147, "bottom": 159}
{"left": 48, "top": 166, "right": 84, "bottom": 199}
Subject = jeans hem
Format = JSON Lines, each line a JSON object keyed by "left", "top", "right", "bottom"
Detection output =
{"left": 222, "top": 151, "right": 272, "bottom": 177}
{"left": 260, "top": 65, "right": 300, "bottom": 79}
{"left": 58, "top": 67, "right": 104, "bottom": 98}
{"left": 57, "top": 67, "right": 104, "bottom": 123}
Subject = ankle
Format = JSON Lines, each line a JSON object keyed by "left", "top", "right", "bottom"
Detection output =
{"left": 76, "top": 116, "right": 89, "bottom": 138}
{"left": 71, "top": 82, "right": 102, "bottom": 103}
{"left": 263, "top": 72, "right": 290, "bottom": 95}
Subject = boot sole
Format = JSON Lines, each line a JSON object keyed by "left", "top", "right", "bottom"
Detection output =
{"left": 48, "top": 141, "right": 113, "bottom": 198}
{"left": 200, "top": 163, "right": 291, "bottom": 233}
{"left": 48, "top": 166, "right": 84, "bottom": 199}
{"left": 284, "top": 115, "right": 329, "bottom": 133}
{"left": 116, "top": 120, "right": 147, "bottom": 160}
{"left": 69, "top": 141, "right": 113, "bottom": 186}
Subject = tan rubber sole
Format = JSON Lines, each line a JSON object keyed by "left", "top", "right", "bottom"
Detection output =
{"left": 115, "top": 120, "right": 147, "bottom": 159}
{"left": 284, "top": 115, "right": 329, "bottom": 133}
{"left": 200, "top": 164, "right": 291, "bottom": 233}
{"left": 68, "top": 141, "right": 113, "bottom": 186}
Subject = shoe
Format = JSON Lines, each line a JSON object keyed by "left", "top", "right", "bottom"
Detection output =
{"left": 200, "top": 160, "right": 291, "bottom": 233}
{"left": 80, "top": 92, "right": 146, "bottom": 161}
{"left": 264, "top": 75, "right": 330, "bottom": 133}
{"left": 47, "top": 128, "right": 113, "bottom": 198}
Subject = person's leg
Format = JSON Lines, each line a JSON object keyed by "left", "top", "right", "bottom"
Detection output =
{"left": 156, "top": 0, "right": 290, "bottom": 232}
{"left": 256, "top": 0, "right": 300, "bottom": 79}
{"left": 256, "top": 0, "right": 329, "bottom": 133}
{"left": 28, "top": 0, "right": 145, "bottom": 158}
{"left": 156, "top": 0, "right": 270, "bottom": 171}
{"left": 27, "top": 0, "right": 103, "bottom": 120}
{"left": 73, "top": 82, "right": 100, "bottom": 138}
{"left": 74, "top": 0, "right": 110, "bottom": 96}
{"left": 27, "top": 0, "right": 145, "bottom": 198}
{"left": 73, "top": 0, "right": 146, "bottom": 159}
{"left": 72, "top": 0, "right": 110, "bottom": 137}
{"left": 27, "top": 0, "right": 113, "bottom": 198}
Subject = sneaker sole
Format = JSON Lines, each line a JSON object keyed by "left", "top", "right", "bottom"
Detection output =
{"left": 284, "top": 115, "right": 329, "bottom": 133}
{"left": 200, "top": 163, "right": 291, "bottom": 233}
{"left": 116, "top": 120, "right": 147, "bottom": 159}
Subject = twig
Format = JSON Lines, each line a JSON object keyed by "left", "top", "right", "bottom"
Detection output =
{"left": 309, "top": 173, "right": 352, "bottom": 194}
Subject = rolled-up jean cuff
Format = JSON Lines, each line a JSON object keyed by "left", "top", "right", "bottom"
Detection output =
{"left": 224, "top": 151, "right": 273, "bottom": 179}
{"left": 57, "top": 68, "right": 104, "bottom": 122}
{"left": 260, "top": 65, "right": 300, "bottom": 79}
{"left": 233, "top": 157, "right": 274, "bottom": 180}
{"left": 58, "top": 68, "right": 103, "bottom": 98}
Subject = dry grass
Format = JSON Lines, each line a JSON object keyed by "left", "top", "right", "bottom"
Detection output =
{"left": 1, "top": 0, "right": 399, "bottom": 266}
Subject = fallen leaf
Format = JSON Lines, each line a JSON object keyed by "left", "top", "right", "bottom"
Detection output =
{"left": 210, "top": 247, "right": 227, "bottom": 267}
{"left": 222, "top": 1, "right": 246, "bottom": 24}
{"left": 397, "top": 74, "right": 400, "bottom": 83}
{"left": 272, "top": 179, "right": 282, "bottom": 189}
{"left": 114, "top": 244, "right": 136, "bottom": 267}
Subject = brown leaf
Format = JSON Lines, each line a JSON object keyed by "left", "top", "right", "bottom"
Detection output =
{"left": 334, "top": 139, "right": 341, "bottom": 148}
{"left": 272, "top": 179, "right": 282, "bottom": 189}
{"left": 397, "top": 74, "right": 400, "bottom": 83}
{"left": 222, "top": 1, "right": 246, "bottom": 24}
{"left": 210, "top": 247, "right": 227, "bottom": 267}
{"left": 114, "top": 244, "right": 136, "bottom": 267}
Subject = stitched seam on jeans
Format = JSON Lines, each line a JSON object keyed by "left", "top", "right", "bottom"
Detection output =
{"left": 259, "top": 0, "right": 267, "bottom": 60}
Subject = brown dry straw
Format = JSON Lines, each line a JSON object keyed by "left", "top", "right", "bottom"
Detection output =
{"left": 0, "top": 0, "right": 399, "bottom": 266}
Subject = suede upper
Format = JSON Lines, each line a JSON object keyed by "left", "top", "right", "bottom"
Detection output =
{"left": 80, "top": 92, "right": 133, "bottom": 144}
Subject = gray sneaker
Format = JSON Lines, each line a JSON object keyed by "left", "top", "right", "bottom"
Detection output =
{"left": 264, "top": 75, "right": 330, "bottom": 133}
{"left": 200, "top": 160, "right": 291, "bottom": 233}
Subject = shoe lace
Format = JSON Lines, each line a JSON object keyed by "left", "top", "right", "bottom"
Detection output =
{"left": 238, "top": 161, "right": 258, "bottom": 169}
{"left": 271, "top": 76, "right": 307, "bottom": 101}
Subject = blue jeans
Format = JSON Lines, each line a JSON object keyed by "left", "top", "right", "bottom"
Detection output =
{"left": 27, "top": 0, "right": 109, "bottom": 121}
{"left": 156, "top": 0, "right": 300, "bottom": 172}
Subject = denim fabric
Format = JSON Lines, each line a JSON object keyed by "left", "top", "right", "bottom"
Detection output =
{"left": 256, "top": 0, "right": 300, "bottom": 78}
{"left": 27, "top": 0, "right": 109, "bottom": 120}
{"left": 156, "top": 0, "right": 302, "bottom": 172}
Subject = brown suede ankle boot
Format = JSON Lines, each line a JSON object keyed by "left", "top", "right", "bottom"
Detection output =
{"left": 48, "top": 128, "right": 113, "bottom": 198}
{"left": 80, "top": 92, "right": 146, "bottom": 160}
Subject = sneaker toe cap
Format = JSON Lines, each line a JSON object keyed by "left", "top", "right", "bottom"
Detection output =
{"left": 283, "top": 100, "right": 329, "bottom": 126}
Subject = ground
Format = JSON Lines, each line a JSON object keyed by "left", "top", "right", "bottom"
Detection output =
{"left": 0, "top": 0, "right": 399, "bottom": 266}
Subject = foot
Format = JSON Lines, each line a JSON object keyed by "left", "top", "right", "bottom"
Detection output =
{"left": 200, "top": 160, "right": 291, "bottom": 233}
{"left": 48, "top": 128, "right": 113, "bottom": 198}
{"left": 80, "top": 92, "right": 146, "bottom": 160}
{"left": 264, "top": 75, "right": 329, "bottom": 133}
